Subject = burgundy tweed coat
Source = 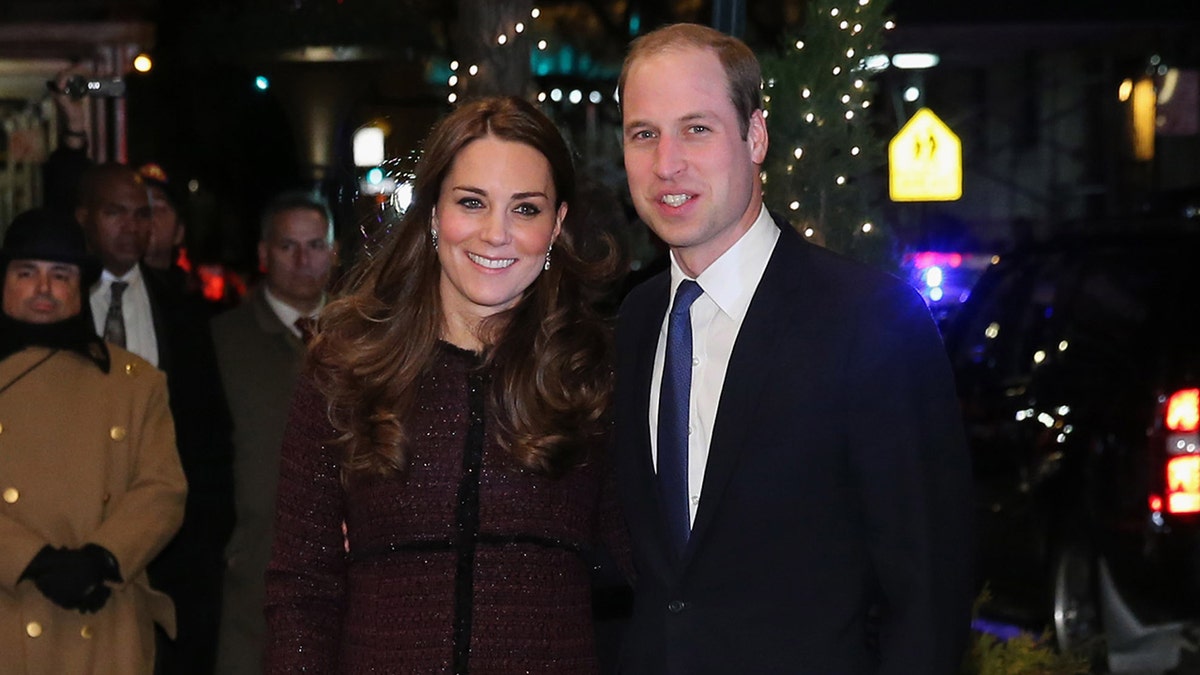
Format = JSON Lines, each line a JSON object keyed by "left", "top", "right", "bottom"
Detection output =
{"left": 265, "top": 343, "right": 627, "bottom": 674}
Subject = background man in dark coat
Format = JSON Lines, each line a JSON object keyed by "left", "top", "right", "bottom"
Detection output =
{"left": 75, "top": 164, "right": 233, "bottom": 675}
{"left": 212, "top": 190, "right": 337, "bottom": 675}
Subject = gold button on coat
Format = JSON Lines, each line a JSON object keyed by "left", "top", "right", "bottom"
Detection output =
{"left": 0, "top": 421, "right": 4, "bottom": 434}
{"left": 26, "top": 622, "right": 42, "bottom": 638}
{"left": 124, "top": 362, "right": 138, "bottom": 376}
{"left": 2, "top": 487, "right": 17, "bottom": 504}
{"left": 81, "top": 625, "right": 94, "bottom": 639}
{"left": 110, "top": 426, "right": 127, "bottom": 441}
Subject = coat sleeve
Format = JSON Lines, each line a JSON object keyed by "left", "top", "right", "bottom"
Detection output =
{"left": 263, "top": 376, "right": 347, "bottom": 674}
{"left": 0, "top": 510, "right": 47, "bottom": 589}
{"left": 90, "top": 369, "right": 188, "bottom": 580}
{"left": 843, "top": 282, "right": 975, "bottom": 675}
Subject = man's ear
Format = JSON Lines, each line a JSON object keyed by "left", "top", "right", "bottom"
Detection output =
{"left": 748, "top": 109, "right": 769, "bottom": 165}
{"left": 257, "top": 240, "right": 269, "bottom": 274}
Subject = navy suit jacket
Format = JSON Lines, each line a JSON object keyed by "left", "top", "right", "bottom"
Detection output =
{"left": 612, "top": 217, "right": 974, "bottom": 674}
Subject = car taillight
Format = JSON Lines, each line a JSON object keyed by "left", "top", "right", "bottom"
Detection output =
{"left": 1167, "top": 456, "right": 1200, "bottom": 514}
{"left": 1167, "top": 389, "right": 1200, "bottom": 432}
{"left": 1165, "top": 388, "right": 1200, "bottom": 457}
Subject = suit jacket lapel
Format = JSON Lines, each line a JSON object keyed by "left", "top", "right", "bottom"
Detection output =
{"left": 684, "top": 222, "right": 806, "bottom": 562}
{"left": 621, "top": 273, "right": 683, "bottom": 571}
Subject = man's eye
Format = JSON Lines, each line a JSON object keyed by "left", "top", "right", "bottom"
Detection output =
{"left": 688, "top": 125, "right": 710, "bottom": 134}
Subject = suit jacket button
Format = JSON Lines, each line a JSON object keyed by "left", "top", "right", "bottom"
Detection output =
{"left": 110, "top": 426, "right": 127, "bottom": 441}
{"left": 3, "top": 487, "right": 18, "bottom": 504}
{"left": 668, "top": 600, "right": 686, "bottom": 613}
{"left": 26, "top": 621, "right": 42, "bottom": 638}
{"left": 81, "top": 625, "right": 94, "bottom": 639}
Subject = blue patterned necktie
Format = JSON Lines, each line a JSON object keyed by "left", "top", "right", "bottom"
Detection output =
{"left": 658, "top": 279, "right": 703, "bottom": 555}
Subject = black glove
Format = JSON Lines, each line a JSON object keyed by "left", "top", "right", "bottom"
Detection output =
{"left": 20, "top": 544, "right": 123, "bottom": 613}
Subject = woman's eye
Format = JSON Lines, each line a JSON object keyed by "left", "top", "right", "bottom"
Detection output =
{"left": 514, "top": 203, "right": 542, "bottom": 217}
{"left": 458, "top": 197, "right": 484, "bottom": 209}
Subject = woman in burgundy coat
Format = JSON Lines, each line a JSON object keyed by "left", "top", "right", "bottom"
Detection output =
{"left": 263, "top": 96, "right": 628, "bottom": 674}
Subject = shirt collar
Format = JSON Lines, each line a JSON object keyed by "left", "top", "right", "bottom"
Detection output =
{"left": 668, "top": 205, "right": 779, "bottom": 323}
{"left": 263, "top": 286, "right": 323, "bottom": 332}
{"left": 99, "top": 264, "right": 143, "bottom": 287}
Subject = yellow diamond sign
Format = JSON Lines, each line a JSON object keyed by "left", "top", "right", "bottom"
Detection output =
{"left": 889, "top": 107, "right": 962, "bottom": 202}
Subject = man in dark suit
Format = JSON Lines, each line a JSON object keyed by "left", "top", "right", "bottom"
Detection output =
{"left": 75, "top": 163, "right": 233, "bottom": 675}
{"left": 612, "top": 24, "right": 974, "bottom": 674}
{"left": 212, "top": 190, "right": 337, "bottom": 675}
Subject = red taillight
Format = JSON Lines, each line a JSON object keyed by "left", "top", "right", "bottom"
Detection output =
{"left": 1150, "top": 495, "right": 1164, "bottom": 512}
{"left": 1167, "top": 455, "right": 1200, "bottom": 514}
{"left": 1167, "top": 389, "right": 1200, "bottom": 432}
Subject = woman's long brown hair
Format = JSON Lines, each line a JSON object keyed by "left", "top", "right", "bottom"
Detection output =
{"left": 309, "top": 96, "right": 620, "bottom": 482}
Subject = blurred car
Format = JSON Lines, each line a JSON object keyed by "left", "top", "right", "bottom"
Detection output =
{"left": 942, "top": 229, "right": 1200, "bottom": 673}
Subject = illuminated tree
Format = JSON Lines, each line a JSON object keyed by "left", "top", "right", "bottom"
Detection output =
{"left": 761, "top": 0, "right": 896, "bottom": 268}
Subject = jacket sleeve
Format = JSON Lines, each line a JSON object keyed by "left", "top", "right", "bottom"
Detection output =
{"left": 263, "top": 376, "right": 346, "bottom": 674}
{"left": 91, "top": 368, "right": 188, "bottom": 580}
{"left": 844, "top": 282, "right": 975, "bottom": 675}
{"left": 0, "top": 515, "right": 48, "bottom": 590}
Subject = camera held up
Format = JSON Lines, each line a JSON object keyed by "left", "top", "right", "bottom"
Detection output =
{"left": 46, "top": 75, "right": 126, "bottom": 100}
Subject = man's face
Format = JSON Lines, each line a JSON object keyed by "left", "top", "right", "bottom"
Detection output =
{"left": 622, "top": 45, "right": 768, "bottom": 277}
{"left": 76, "top": 172, "right": 152, "bottom": 276}
{"left": 145, "top": 184, "right": 184, "bottom": 270}
{"left": 3, "top": 259, "right": 82, "bottom": 324}
{"left": 258, "top": 207, "right": 337, "bottom": 312}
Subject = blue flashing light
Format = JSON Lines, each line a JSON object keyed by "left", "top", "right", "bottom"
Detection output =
{"left": 629, "top": 12, "right": 641, "bottom": 35}
{"left": 366, "top": 167, "right": 384, "bottom": 185}
{"left": 254, "top": 76, "right": 270, "bottom": 91}
{"left": 924, "top": 265, "right": 944, "bottom": 289}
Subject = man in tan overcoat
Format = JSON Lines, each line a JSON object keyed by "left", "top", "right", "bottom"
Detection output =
{"left": 0, "top": 208, "right": 187, "bottom": 675}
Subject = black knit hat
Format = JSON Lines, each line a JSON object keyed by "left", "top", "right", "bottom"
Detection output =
{"left": 0, "top": 208, "right": 102, "bottom": 288}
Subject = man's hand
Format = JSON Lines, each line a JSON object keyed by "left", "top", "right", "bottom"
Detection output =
{"left": 21, "top": 544, "right": 123, "bottom": 613}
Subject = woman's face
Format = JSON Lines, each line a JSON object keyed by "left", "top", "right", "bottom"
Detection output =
{"left": 434, "top": 135, "right": 565, "bottom": 331}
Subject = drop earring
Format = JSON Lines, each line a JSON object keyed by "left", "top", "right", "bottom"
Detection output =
{"left": 431, "top": 228, "right": 439, "bottom": 251}
{"left": 543, "top": 246, "right": 552, "bottom": 271}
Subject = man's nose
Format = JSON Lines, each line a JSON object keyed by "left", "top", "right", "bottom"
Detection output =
{"left": 653, "top": 136, "right": 686, "bottom": 179}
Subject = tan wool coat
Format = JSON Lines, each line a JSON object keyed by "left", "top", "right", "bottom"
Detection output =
{"left": 0, "top": 345, "right": 187, "bottom": 675}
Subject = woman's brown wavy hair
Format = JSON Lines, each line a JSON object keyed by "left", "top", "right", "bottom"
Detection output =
{"left": 309, "top": 96, "right": 620, "bottom": 482}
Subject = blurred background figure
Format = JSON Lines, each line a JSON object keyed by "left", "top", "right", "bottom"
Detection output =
{"left": 0, "top": 208, "right": 186, "bottom": 675}
{"left": 212, "top": 190, "right": 338, "bottom": 675}
{"left": 74, "top": 162, "right": 234, "bottom": 675}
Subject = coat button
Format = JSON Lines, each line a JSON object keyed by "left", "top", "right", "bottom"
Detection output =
{"left": 110, "top": 426, "right": 127, "bottom": 441}
{"left": 124, "top": 362, "right": 138, "bottom": 376}
{"left": 81, "top": 625, "right": 93, "bottom": 639}
{"left": 667, "top": 600, "right": 686, "bottom": 613}
{"left": 26, "top": 621, "right": 42, "bottom": 638}
{"left": 3, "top": 487, "right": 17, "bottom": 504}
{"left": 0, "top": 421, "right": 4, "bottom": 434}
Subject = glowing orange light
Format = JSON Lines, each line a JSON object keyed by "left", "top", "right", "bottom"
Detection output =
{"left": 1167, "top": 389, "right": 1200, "bottom": 432}
{"left": 1149, "top": 495, "right": 1164, "bottom": 512}
{"left": 1167, "top": 455, "right": 1200, "bottom": 514}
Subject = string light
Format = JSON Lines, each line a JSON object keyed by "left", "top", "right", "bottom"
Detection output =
{"left": 537, "top": 40, "right": 548, "bottom": 50}
{"left": 836, "top": 176, "right": 847, "bottom": 185}
{"left": 840, "top": 20, "right": 849, "bottom": 29}
{"left": 844, "top": 110, "right": 855, "bottom": 119}
{"left": 830, "top": 7, "right": 840, "bottom": 16}
{"left": 804, "top": 228, "right": 815, "bottom": 238}
{"left": 851, "top": 146, "right": 861, "bottom": 155}
{"left": 845, "top": 48, "right": 855, "bottom": 58}
{"left": 447, "top": 92, "right": 457, "bottom": 103}
{"left": 795, "top": 40, "right": 805, "bottom": 50}
{"left": 448, "top": 75, "right": 458, "bottom": 86}
{"left": 805, "top": 113, "right": 815, "bottom": 122}
{"left": 789, "top": 201, "right": 801, "bottom": 211}
{"left": 515, "top": 22, "right": 525, "bottom": 33}
{"left": 497, "top": 34, "right": 508, "bottom": 45}
{"left": 841, "top": 94, "right": 851, "bottom": 103}
{"left": 531, "top": 7, "right": 540, "bottom": 18}
{"left": 793, "top": 147, "right": 804, "bottom": 159}
{"left": 861, "top": 222, "right": 873, "bottom": 233}
{"left": 450, "top": 60, "right": 459, "bottom": 71}
{"left": 885, "top": 20, "right": 896, "bottom": 29}
{"left": 802, "top": 87, "right": 812, "bottom": 98}
{"left": 832, "top": 66, "right": 842, "bottom": 75}
{"left": 468, "top": 65, "right": 478, "bottom": 76}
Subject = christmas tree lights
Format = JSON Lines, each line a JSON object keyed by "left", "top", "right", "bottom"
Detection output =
{"left": 762, "top": 0, "right": 896, "bottom": 267}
